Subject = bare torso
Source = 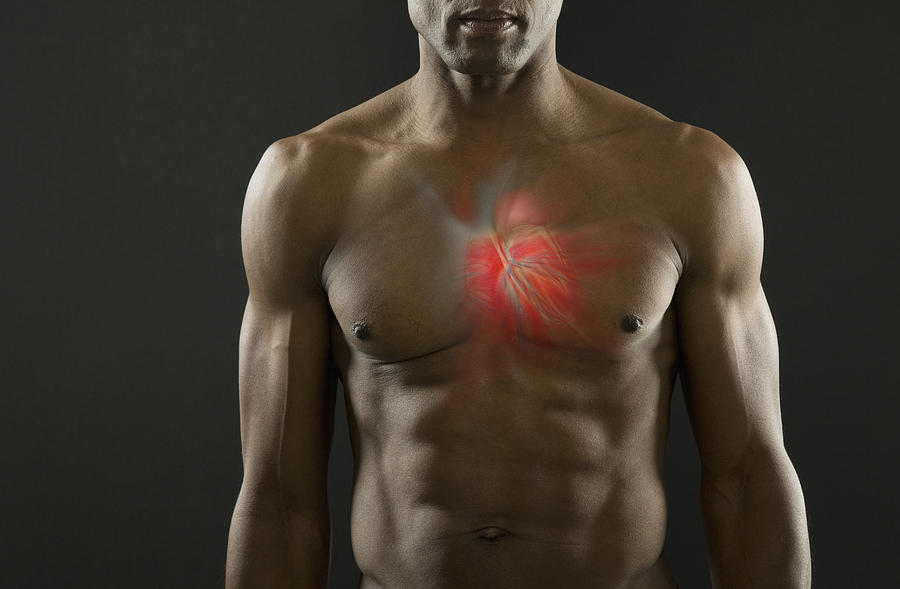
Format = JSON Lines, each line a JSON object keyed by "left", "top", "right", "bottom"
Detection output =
{"left": 312, "top": 69, "right": 693, "bottom": 589}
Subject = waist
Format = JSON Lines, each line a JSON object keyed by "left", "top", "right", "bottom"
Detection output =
{"left": 349, "top": 451, "right": 669, "bottom": 582}
{"left": 351, "top": 473, "right": 670, "bottom": 589}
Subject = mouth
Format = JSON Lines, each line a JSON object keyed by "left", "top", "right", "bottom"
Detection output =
{"left": 458, "top": 9, "right": 518, "bottom": 33}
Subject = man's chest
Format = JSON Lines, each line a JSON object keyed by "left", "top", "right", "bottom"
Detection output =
{"left": 322, "top": 148, "right": 684, "bottom": 365}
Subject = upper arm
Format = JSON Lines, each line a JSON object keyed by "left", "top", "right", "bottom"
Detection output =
{"left": 673, "top": 129, "right": 784, "bottom": 481}
{"left": 237, "top": 136, "right": 338, "bottom": 511}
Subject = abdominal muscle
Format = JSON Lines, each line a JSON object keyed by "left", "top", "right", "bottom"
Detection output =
{"left": 343, "top": 340, "right": 677, "bottom": 589}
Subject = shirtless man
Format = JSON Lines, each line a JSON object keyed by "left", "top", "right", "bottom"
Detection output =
{"left": 225, "top": 1, "right": 812, "bottom": 588}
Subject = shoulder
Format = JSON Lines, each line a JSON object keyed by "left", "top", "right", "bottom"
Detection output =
{"left": 567, "top": 72, "right": 753, "bottom": 197}
{"left": 612, "top": 116, "right": 750, "bottom": 190}
{"left": 240, "top": 129, "right": 360, "bottom": 296}
{"left": 583, "top": 95, "right": 761, "bottom": 271}
{"left": 570, "top": 70, "right": 750, "bottom": 192}
{"left": 645, "top": 122, "right": 757, "bottom": 226}
{"left": 247, "top": 79, "right": 416, "bottom": 204}
{"left": 664, "top": 123, "right": 753, "bottom": 203}
{"left": 586, "top": 110, "right": 762, "bottom": 285}
{"left": 243, "top": 131, "right": 347, "bottom": 237}
{"left": 646, "top": 123, "right": 763, "bottom": 286}
{"left": 254, "top": 123, "right": 374, "bottom": 190}
{"left": 244, "top": 99, "right": 396, "bottom": 231}
{"left": 241, "top": 81, "right": 415, "bottom": 291}
{"left": 254, "top": 76, "right": 413, "bottom": 182}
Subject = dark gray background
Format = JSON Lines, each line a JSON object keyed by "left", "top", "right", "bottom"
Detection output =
{"left": 2, "top": 1, "right": 897, "bottom": 587}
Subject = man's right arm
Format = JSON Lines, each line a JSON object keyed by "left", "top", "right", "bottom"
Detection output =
{"left": 226, "top": 138, "right": 338, "bottom": 588}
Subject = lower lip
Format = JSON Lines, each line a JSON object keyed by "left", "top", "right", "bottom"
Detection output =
{"left": 459, "top": 17, "right": 517, "bottom": 33}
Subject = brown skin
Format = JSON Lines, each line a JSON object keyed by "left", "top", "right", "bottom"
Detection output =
{"left": 226, "top": 2, "right": 812, "bottom": 588}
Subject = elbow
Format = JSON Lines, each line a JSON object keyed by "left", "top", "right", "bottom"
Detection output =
{"left": 227, "top": 485, "right": 332, "bottom": 589}
{"left": 234, "top": 476, "right": 330, "bottom": 527}
{"left": 701, "top": 440, "right": 799, "bottom": 506}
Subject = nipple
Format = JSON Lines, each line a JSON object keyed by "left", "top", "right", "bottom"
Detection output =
{"left": 621, "top": 313, "right": 644, "bottom": 334}
{"left": 351, "top": 321, "right": 370, "bottom": 340}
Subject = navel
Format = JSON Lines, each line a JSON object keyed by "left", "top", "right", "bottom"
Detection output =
{"left": 474, "top": 526, "right": 512, "bottom": 543}
{"left": 620, "top": 313, "right": 644, "bottom": 334}
{"left": 351, "top": 321, "right": 370, "bottom": 340}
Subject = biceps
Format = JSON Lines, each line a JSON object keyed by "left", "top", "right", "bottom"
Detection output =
{"left": 676, "top": 280, "right": 783, "bottom": 477}
{"left": 237, "top": 293, "right": 337, "bottom": 509}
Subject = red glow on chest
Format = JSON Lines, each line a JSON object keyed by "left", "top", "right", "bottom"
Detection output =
{"left": 460, "top": 189, "right": 625, "bottom": 347}
{"left": 464, "top": 224, "right": 586, "bottom": 345}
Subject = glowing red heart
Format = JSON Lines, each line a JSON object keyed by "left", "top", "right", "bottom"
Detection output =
{"left": 464, "top": 224, "right": 582, "bottom": 345}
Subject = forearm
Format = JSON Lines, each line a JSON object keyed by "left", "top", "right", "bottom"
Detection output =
{"left": 226, "top": 485, "right": 331, "bottom": 589}
{"left": 700, "top": 449, "right": 811, "bottom": 589}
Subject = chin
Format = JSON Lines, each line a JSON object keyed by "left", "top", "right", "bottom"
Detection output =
{"left": 445, "top": 48, "right": 526, "bottom": 76}
{"left": 451, "top": 60, "right": 519, "bottom": 76}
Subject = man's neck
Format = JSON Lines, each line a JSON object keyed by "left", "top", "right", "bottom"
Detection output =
{"left": 403, "top": 32, "right": 577, "bottom": 148}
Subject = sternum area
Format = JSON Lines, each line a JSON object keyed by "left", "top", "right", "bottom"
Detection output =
{"left": 465, "top": 224, "right": 585, "bottom": 345}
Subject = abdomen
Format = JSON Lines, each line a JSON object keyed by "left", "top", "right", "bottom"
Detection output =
{"left": 346, "top": 346, "right": 674, "bottom": 589}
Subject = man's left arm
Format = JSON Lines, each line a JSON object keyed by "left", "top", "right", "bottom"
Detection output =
{"left": 673, "top": 129, "right": 812, "bottom": 588}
